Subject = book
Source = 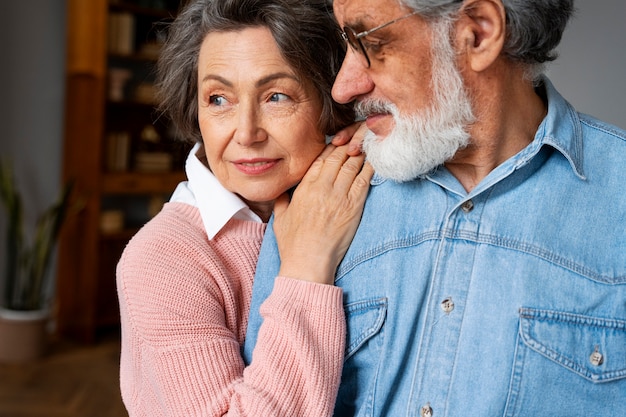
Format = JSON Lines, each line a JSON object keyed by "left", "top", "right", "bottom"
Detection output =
{"left": 105, "top": 132, "right": 131, "bottom": 172}
{"left": 108, "top": 12, "right": 135, "bottom": 55}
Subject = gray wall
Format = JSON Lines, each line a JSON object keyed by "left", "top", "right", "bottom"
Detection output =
{"left": 0, "top": 0, "right": 66, "bottom": 301}
{"left": 0, "top": 0, "right": 66, "bottom": 210}
{"left": 0, "top": 1, "right": 624, "bottom": 304}
{"left": 548, "top": 1, "right": 626, "bottom": 130}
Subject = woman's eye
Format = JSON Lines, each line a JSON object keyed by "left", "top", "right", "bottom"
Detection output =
{"left": 269, "top": 92, "right": 289, "bottom": 102}
{"left": 209, "top": 95, "right": 227, "bottom": 106}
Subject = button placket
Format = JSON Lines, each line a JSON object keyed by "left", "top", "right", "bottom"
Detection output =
{"left": 409, "top": 199, "right": 478, "bottom": 416}
{"left": 440, "top": 297, "right": 455, "bottom": 314}
{"left": 461, "top": 199, "right": 474, "bottom": 213}
{"left": 420, "top": 403, "right": 433, "bottom": 417}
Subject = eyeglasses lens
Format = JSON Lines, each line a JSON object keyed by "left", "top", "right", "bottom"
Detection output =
{"left": 343, "top": 27, "right": 371, "bottom": 68}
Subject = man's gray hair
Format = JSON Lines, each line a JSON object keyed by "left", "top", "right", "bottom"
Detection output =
{"left": 402, "top": 0, "right": 575, "bottom": 74}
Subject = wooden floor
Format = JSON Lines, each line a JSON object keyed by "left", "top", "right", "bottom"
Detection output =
{"left": 0, "top": 334, "right": 127, "bottom": 417}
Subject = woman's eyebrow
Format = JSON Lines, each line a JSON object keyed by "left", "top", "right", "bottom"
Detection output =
{"left": 255, "top": 72, "right": 299, "bottom": 88}
{"left": 200, "top": 74, "right": 232, "bottom": 86}
{"left": 200, "top": 72, "right": 299, "bottom": 88}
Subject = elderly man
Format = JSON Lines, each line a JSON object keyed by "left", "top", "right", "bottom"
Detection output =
{"left": 244, "top": 0, "right": 626, "bottom": 415}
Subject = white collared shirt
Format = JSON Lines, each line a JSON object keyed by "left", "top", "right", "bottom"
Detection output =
{"left": 170, "top": 142, "right": 262, "bottom": 240}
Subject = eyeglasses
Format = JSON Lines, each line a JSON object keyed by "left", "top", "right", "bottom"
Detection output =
{"left": 340, "top": 11, "right": 419, "bottom": 68}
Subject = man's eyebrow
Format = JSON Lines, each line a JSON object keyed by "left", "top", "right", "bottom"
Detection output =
{"left": 347, "top": 20, "right": 368, "bottom": 32}
{"left": 343, "top": 13, "right": 376, "bottom": 32}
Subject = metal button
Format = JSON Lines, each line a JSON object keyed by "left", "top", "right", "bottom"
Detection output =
{"left": 590, "top": 346, "right": 604, "bottom": 366}
{"left": 461, "top": 200, "right": 474, "bottom": 213}
{"left": 420, "top": 403, "right": 433, "bottom": 417}
{"left": 440, "top": 297, "right": 455, "bottom": 314}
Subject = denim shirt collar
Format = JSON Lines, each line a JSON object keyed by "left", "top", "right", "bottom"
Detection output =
{"left": 371, "top": 76, "right": 586, "bottom": 194}
{"left": 531, "top": 76, "right": 585, "bottom": 180}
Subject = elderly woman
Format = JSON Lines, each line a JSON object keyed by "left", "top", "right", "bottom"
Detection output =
{"left": 116, "top": 0, "right": 371, "bottom": 416}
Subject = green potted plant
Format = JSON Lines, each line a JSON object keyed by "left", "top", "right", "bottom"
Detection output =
{"left": 0, "top": 160, "right": 73, "bottom": 362}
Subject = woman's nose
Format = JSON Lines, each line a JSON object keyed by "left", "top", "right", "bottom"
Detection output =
{"left": 332, "top": 49, "right": 375, "bottom": 104}
{"left": 233, "top": 105, "right": 267, "bottom": 146}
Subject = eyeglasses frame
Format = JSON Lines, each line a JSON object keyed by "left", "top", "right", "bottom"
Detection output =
{"left": 341, "top": 10, "right": 419, "bottom": 68}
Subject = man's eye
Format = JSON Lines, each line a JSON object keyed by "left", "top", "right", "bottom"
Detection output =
{"left": 361, "top": 39, "right": 383, "bottom": 54}
{"left": 209, "top": 95, "right": 227, "bottom": 106}
{"left": 269, "top": 93, "right": 289, "bottom": 102}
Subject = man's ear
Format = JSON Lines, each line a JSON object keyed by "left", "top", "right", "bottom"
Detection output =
{"left": 455, "top": 0, "right": 506, "bottom": 72}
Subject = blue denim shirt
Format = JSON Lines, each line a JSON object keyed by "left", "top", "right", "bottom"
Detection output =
{"left": 243, "top": 78, "right": 626, "bottom": 416}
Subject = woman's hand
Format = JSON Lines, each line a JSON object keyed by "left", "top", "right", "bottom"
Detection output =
{"left": 274, "top": 144, "right": 373, "bottom": 285}
{"left": 330, "top": 122, "right": 369, "bottom": 156}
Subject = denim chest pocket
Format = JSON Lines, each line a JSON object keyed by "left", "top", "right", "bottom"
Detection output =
{"left": 505, "top": 308, "right": 626, "bottom": 416}
{"left": 345, "top": 297, "right": 387, "bottom": 358}
{"left": 335, "top": 297, "right": 387, "bottom": 417}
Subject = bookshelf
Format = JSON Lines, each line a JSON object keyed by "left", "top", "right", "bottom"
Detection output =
{"left": 58, "top": 0, "right": 188, "bottom": 342}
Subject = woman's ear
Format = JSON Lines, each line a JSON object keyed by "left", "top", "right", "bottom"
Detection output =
{"left": 455, "top": 0, "right": 506, "bottom": 73}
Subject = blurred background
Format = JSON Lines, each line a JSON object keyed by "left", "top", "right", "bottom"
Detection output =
{"left": 0, "top": 1, "right": 624, "bottom": 416}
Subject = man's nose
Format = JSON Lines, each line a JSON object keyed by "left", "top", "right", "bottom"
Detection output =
{"left": 332, "top": 48, "right": 375, "bottom": 104}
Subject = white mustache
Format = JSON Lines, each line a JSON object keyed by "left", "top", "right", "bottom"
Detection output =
{"left": 354, "top": 99, "right": 396, "bottom": 120}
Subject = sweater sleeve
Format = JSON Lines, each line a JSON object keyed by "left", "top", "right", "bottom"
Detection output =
{"left": 117, "top": 205, "right": 345, "bottom": 417}
{"left": 238, "top": 277, "right": 345, "bottom": 416}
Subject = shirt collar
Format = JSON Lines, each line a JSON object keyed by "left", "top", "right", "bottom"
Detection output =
{"left": 170, "top": 142, "right": 262, "bottom": 240}
{"left": 372, "top": 76, "right": 587, "bottom": 192}
{"left": 531, "top": 76, "right": 586, "bottom": 180}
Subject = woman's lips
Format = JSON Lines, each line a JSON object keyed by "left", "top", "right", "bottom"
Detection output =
{"left": 232, "top": 158, "right": 279, "bottom": 175}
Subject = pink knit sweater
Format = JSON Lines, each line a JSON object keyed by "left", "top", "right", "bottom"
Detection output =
{"left": 117, "top": 202, "right": 346, "bottom": 416}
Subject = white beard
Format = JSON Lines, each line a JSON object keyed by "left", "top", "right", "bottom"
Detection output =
{"left": 356, "top": 20, "right": 475, "bottom": 182}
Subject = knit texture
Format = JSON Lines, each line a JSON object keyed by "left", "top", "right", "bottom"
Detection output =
{"left": 117, "top": 202, "right": 346, "bottom": 416}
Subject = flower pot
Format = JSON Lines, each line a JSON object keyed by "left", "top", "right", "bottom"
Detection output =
{"left": 0, "top": 308, "right": 49, "bottom": 363}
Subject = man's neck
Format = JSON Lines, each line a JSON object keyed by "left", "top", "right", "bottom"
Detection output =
{"left": 445, "top": 68, "right": 547, "bottom": 193}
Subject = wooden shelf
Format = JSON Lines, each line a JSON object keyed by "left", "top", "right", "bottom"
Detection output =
{"left": 108, "top": 51, "right": 160, "bottom": 62}
{"left": 99, "top": 228, "right": 139, "bottom": 241}
{"left": 57, "top": 0, "right": 184, "bottom": 344}
{"left": 110, "top": 2, "right": 176, "bottom": 19}
{"left": 102, "top": 171, "right": 185, "bottom": 194}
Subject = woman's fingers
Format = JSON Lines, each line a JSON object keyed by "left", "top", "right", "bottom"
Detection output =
{"left": 303, "top": 144, "right": 366, "bottom": 191}
{"left": 330, "top": 123, "right": 361, "bottom": 146}
{"left": 314, "top": 145, "right": 354, "bottom": 186}
{"left": 331, "top": 151, "right": 367, "bottom": 193}
{"left": 348, "top": 161, "right": 374, "bottom": 204}
{"left": 274, "top": 143, "right": 372, "bottom": 285}
{"left": 331, "top": 122, "right": 368, "bottom": 156}
{"left": 298, "top": 143, "right": 338, "bottom": 184}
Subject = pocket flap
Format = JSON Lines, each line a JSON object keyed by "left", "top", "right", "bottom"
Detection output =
{"left": 344, "top": 297, "right": 387, "bottom": 359}
{"left": 519, "top": 308, "right": 626, "bottom": 382}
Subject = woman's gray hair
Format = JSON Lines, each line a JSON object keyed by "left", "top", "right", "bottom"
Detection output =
{"left": 157, "top": 0, "right": 354, "bottom": 143}
{"left": 402, "top": 0, "right": 575, "bottom": 76}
